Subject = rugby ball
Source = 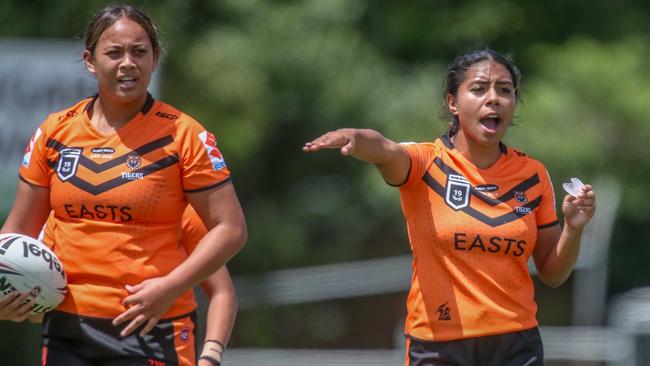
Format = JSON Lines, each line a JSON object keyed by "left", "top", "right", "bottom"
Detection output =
{"left": 0, "top": 233, "right": 67, "bottom": 313}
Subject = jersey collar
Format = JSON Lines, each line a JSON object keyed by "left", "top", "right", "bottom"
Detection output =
{"left": 441, "top": 132, "right": 508, "bottom": 155}
{"left": 83, "top": 92, "right": 155, "bottom": 116}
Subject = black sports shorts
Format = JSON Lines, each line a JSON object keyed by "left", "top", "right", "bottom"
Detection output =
{"left": 41, "top": 310, "right": 198, "bottom": 366}
{"left": 407, "top": 327, "right": 543, "bottom": 366}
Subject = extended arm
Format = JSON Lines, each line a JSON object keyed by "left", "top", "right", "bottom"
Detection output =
{"left": 303, "top": 128, "right": 410, "bottom": 185}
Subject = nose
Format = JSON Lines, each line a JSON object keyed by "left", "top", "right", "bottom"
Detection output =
{"left": 119, "top": 52, "right": 136, "bottom": 70}
{"left": 485, "top": 86, "right": 499, "bottom": 105}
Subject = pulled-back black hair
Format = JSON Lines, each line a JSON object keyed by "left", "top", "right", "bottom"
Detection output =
{"left": 84, "top": 4, "right": 161, "bottom": 60}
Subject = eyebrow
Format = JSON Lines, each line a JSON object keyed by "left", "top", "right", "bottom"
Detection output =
{"left": 101, "top": 42, "right": 149, "bottom": 49}
{"left": 469, "top": 79, "right": 514, "bottom": 85}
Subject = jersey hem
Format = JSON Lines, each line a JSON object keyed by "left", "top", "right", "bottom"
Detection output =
{"left": 404, "top": 323, "right": 540, "bottom": 343}
{"left": 51, "top": 308, "right": 197, "bottom": 322}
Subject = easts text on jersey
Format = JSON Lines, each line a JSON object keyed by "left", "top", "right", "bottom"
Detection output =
{"left": 63, "top": 204, "right": 132, "bottom": 222}
{"left": 453, "top": 232, "right": 526, "bottom": 257}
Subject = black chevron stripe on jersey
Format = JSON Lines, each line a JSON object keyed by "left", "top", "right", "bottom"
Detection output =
{"left": 46, "top": 136, "right": 174, "bottom": 173}
{"left": 422, "top": 172, "right": 542, "bottom": 227}
{"left": 48, "top": 153, "right": 180, "bottom": 196}
{"left": 432, "top": 157, "right": 540, "bottom": 206}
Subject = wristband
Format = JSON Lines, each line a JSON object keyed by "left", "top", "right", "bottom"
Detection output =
{"left": 204, "top": 339, "right": 225, "bottom": 351}
{"left": 200, "top": 339, "right": 224, "bottom": 366}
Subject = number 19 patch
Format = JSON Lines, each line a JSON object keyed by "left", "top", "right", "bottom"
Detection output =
{"left": 445, "top": 174, "right": 470, "bottom": 210}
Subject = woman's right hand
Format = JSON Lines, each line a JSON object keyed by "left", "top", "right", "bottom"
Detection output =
{"left": 0, "top": 291, "right": 35, "bottom": 322}
{"left": 303, "top": 128, "right": 357, "bottom": 155}
{"left": 303, "top": 128, "right": 410, "bottom": 185}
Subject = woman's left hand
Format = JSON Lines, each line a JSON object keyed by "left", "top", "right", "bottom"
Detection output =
{"left": 0, "top": 292, "right": 35, "bottom": 322}
{"left": 112, "top": 276, "right": 180, "bottom": 337}
{"left": 562, "top": 184, "right": 596, "bottom": 230}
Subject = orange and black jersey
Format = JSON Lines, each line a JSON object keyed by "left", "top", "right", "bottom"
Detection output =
{"left": 22, "top": 94, "right": 231, "bottom": 319}
{"left": 398, "top": 134, "right": 558, "bottom": 342}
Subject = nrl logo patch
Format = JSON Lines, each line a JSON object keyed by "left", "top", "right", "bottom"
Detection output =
{"left": 56, "top": 148, "right": 82, "bottom": 181}
{"left": 445, "top": 174, "right": 471, "bottom": 210}
{"left": 125, "top": 154, "right": 142, "bottom": 170}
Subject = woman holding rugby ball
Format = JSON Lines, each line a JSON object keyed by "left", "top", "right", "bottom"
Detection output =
{"left": 1, "top": 4, "right": 245, "bottom": 366}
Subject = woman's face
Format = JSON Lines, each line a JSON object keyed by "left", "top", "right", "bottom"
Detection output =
{"left": 83, "top": 17, "right": 156, "bottom": 104}
{"left": 447, "top": 60, "right": 516, "bottom": 147}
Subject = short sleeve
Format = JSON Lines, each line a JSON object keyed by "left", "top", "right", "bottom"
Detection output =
{"left": 179, "top": 205, "right": 207, "bottom": 254}
{"left": 19, "top": 121, "right": 51, "bottom": 187}
{"left": 536, "top": 167, "right": 559, "bottom": 228}
{"left": 179, "top": 120, "right": 232, "bottom": 193}
{"left": 399, "top": 142, "right": 439, "bottom": 189}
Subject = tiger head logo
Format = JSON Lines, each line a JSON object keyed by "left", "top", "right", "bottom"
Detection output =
{"left": 514, "top": 191, "right": 528, "bottom": 204}
{"left": 126, "top": 154, "right": 142, "bottom": 170}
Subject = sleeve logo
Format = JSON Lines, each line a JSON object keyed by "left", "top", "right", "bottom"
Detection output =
{"left": 198, "top": 131, "right": 226, "bottom": 171}
{"left": 22, "top": 128, "right": 42, "bottom": 168}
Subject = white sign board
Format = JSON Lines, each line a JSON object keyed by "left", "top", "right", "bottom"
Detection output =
{"left": 0, "top": 39, "right": 160, "bottom": 215}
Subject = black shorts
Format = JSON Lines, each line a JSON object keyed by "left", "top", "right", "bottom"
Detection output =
{"left": 41, "top": 310, "right": 198, "bottom": 366}
{"left": 407, "top": 327, "right": 543, "bottom": 366}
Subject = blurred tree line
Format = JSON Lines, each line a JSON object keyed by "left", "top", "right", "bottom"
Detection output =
{"left": 1, "top": 0, "right": 649, "bottom": 355}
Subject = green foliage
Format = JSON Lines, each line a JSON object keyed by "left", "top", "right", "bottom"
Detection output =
{"left": 165, "top": 0, "right": 445, "bottom": 273}
{"left": 512, "top": 37, "right": 650, "bottom": 221}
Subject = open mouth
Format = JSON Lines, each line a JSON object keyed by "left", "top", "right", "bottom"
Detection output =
{"left": 117, "top": 76, "right": 138, "bottom": 88}
{"left": 480, "top": 115, "right": 500, "bottom": 133}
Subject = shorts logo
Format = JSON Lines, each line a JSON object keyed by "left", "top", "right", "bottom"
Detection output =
{"left": 180, "top": 327, "right": 190, "bottom": 343}
{"left": 437, "top": 302, "right": 451, "bottom": 321}
{"left": 198, "top": 131, "right": 227, "bottom": 171}
{"left": 445, "top": 174, "right": 470, "bottom": 210}
{"left": 147, "top": 359, "right": 166, "bottom": 366}
{"left": 514, "top": 191, "right": 528, "bottom": 204}
{"left": 56, "top": 148, "right": 82, "bottom": 181}
{"left": 126, "top": 154, "right": 142, "bottom": 170}
{"left": 22, "top": 128, "right": 42, "bottom": 168}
